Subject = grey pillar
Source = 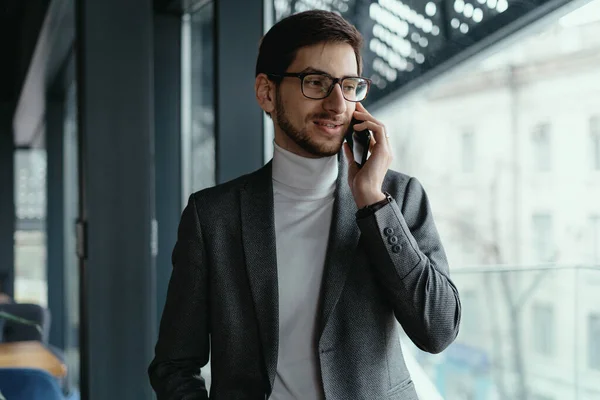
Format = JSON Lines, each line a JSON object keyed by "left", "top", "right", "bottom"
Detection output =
{"left": 0, "top": 103, "right": 15, "bottom": 297}
{"left": 76, "top": 0, "right": 156, "bottom": 398}
{"left": 154, "top": 13, "right": 182, "bottom": 322}
{"left": 215, "top": 0, "right": 264, "bottom": 183}
{"left": 46, "top": 96, "right": 66, "bottom": 350}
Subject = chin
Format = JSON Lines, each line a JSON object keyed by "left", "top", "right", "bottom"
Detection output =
{"left": 309, "top": 139, "right": 343, "bottom": 158}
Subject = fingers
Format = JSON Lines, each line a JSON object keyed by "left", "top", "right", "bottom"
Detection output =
{"left": 352, "top": 120, "right": 389, "bottom": 151}
{"left": 353, "top": 103, "right": 393, "bottom": 163}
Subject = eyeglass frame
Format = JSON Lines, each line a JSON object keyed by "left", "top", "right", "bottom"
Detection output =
{"left": 266, "top": 72, "right": 372, "bottom": 102}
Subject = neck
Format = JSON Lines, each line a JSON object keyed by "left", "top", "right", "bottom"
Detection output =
{"left": 271, "top": 140, "right": 338, "bottom": 193}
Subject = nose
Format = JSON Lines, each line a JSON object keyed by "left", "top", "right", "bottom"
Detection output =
{"left": 322, "top": 83, "right": 347, "bottom": 115}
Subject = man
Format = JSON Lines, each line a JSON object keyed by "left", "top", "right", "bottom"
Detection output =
{"left": 149, "top": 10, "right": 461, "bottom": 400}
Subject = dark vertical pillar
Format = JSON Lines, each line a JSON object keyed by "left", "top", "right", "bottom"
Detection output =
{"left": 76, "top": 0, "right": 156, "bottom": 398}
{"left": 46, "top": 96, "right": 66, "bottom": 350}
{"left": 154, "top": 13, "right": 182, "bottom": 322}
{"left": 215, "top": 0, "right": 264, "bottom": 183}
{"left": 0, "top": 103, "right": 15, "bottom": 297}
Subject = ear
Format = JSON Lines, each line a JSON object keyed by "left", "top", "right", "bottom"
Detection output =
{"left": 255, "top": 73, "right": 276, "bottom": 114}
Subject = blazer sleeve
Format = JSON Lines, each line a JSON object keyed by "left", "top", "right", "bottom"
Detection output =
{"left": 356, "top": 177, "right": 461, "bottom": 354}
{"left": 148, "top": 194, "right": 210, "bottom": 399}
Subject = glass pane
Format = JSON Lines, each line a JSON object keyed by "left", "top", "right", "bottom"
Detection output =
{"left": 372, "top": 0, "right": 600, "bottom": 398}
{"left": 63, "top": 79, "right": 80, "bottom": 390}
{"left": 14, "top": 149, "right": 47, "bottom": 306}
{"left": 405, "top": 267, "right": 600, "bottom": 400}
{"left": 183, "top": 1, "right": 215, "bottom": 195}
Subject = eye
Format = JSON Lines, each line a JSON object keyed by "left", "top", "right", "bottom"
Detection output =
{"left": 306, "top": 79, "right": 324, "bottom": 87}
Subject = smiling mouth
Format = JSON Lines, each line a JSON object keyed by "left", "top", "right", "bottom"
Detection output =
{"left": 314, "top": 121, "right": 343, "bottom": 129}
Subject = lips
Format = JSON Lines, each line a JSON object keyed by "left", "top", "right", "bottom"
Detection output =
{"left": 313, "top": 120, "right": 345, "bottom": 135}
{"left": 313, "top": 120, "right": 343, "bottom": 128}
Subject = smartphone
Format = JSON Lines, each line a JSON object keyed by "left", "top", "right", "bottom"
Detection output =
{"left": 345, "top": 117, "right": 371, "bottom": 168}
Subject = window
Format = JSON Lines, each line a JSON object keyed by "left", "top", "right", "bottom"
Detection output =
{"left": 532, "top": 123, "right": 552, "bottom": 171}
{"left": 363, "top": 0, "right": 600, "bottom": 395}
{"left": 533, "top": 303, "right": 554, "bottom": 356}
{"left": 461, "top": 131, "right": 475, "bottom": 173}
{"left": 589, "top": 314, "right": 600, "bottom": 370}
{"left": 14, "top": 149, "right": 47, "bottom": 306}
{"left": 532, "top": 213, "right": 554, "bottom": 263}
{"left": 182, "top": 1, "right": 215, "bottom": 199}
{"left": 592, "top": 116, "right": 600, "bottom": 171}
{"left": 591, "top": 215, "right": 600, "bottom": 265}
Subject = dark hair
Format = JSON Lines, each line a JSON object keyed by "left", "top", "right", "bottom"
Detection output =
{"left": 255, "top": 10, "right": 364, "bottom": 80}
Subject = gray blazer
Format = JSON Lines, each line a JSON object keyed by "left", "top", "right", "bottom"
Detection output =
{"left": 149, "top": 151, "right": 461, "bottom": 399}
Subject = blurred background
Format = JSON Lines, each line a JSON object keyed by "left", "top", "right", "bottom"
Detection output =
{"left": 0, "top": 0, "right": 599, "bottom": 399}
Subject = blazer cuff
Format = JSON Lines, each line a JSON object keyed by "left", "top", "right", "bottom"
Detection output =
{"left": 356, "top": 200, "right": 424, "bottom": 280}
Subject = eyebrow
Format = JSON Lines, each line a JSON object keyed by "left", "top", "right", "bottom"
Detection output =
{"left": 299, "top": 67, "right": 360, "bottom": 79}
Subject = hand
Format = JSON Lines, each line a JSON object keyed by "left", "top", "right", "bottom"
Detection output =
{"left": 342, "top": 102, "right": 393, "bottom": 209}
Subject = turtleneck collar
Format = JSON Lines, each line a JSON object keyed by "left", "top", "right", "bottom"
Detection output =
{"left": 271, "top": 139, "right": 339, "bottom": 200}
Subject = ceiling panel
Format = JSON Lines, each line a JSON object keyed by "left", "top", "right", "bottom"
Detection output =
{"left": 272, "top": 0, "right": 571, "bottom": 107}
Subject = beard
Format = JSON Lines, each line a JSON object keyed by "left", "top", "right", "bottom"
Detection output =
{"left": 274, "top": 90, "right": 350, "bottom": 158}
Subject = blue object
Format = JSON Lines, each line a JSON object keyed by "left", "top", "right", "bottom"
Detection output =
{"left": 0, "top": 368, "right": 64, "bottom": 399}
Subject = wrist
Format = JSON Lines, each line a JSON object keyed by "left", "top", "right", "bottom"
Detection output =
{"left": 355, "top": 191, "right": 386, "bottom": 209}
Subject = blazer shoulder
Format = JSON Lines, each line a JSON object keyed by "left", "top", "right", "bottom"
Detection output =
{"left": 383, "top": 169, "right": 430, "bottom": 207}
{"left": 188, "top": 163, "right": 269, "bottom": 209}
{"left": 383, "top": 169, "right": 413, "bottom": 197}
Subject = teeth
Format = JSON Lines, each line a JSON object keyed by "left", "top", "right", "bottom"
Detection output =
{"left": 317, "top": 122, "right": 336, "bottom": 128}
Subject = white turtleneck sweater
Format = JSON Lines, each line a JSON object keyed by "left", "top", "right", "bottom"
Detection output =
{"left": 269, "top": 141, "right": 339, "bottom": 400}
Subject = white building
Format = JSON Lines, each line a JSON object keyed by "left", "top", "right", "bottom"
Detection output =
{"left": 376, "top": 5, "right": 600, "bottom": 399}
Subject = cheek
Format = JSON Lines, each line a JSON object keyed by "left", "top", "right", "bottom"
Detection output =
{"left": 288, "top": 100, "right": 317, "bottom": 124}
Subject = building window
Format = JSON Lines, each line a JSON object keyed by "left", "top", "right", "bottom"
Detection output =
{"left": 532, "top": 213, "right": 554, "bottom": 263}
{"left": 591, "top": 215, "right": 600, "bottom": 266}
{"left": 592, "top": 116, "right": 600, "bottom": 171}
{"left": 532, "top": 123, "right": 551, "bottom": 171}
{"left": 590, "top": 314, "right": 600, "bottom": 370}
{"left": 532, "top": 303, "right": 554, "bottom": 357}
{"left": 461, "top": 131, "right": 475, "bottom": 173}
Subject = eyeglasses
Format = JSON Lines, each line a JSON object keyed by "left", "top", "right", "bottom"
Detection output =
{"left": 267, "top": 72, "right": 371, "bottom": 102}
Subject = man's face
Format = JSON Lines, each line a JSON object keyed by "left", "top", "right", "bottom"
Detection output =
{"left": 272, "top": 42, "right": 359, "bottom": 158}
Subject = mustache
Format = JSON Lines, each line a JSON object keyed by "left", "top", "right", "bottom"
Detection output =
{"left": 310, "top": 114, "right": 347, "bottom": 124}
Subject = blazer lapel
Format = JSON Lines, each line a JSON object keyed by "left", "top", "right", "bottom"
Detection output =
{"left": 240, "top": 161, "right": 279, "bottom": 391}
{"left": 318, "top": 151, "right": 360, "bottom": 341}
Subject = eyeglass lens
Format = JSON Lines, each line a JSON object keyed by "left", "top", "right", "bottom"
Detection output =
{"left": 302, "top": 74, "right": 369, "bottom": 101}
